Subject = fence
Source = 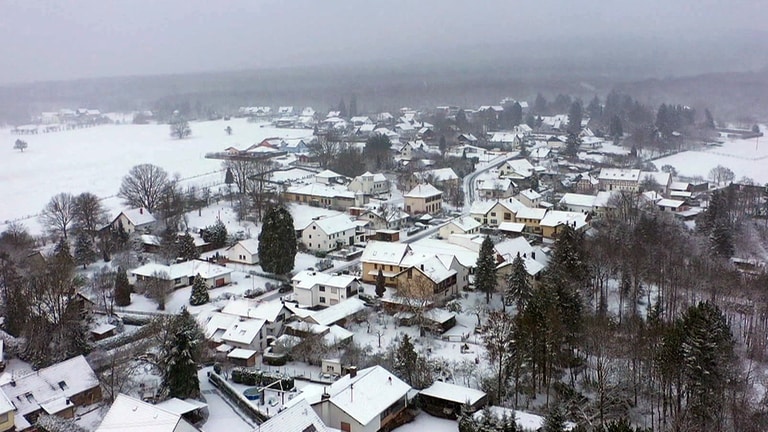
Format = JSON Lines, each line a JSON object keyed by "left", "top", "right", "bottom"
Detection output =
{"left": 208, "top": 371, "right": 268, "bottom": 424}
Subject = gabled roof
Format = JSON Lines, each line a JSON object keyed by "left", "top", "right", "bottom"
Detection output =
{"left": 399, "top": 256, "right": 457, "bottom": 284}
{"left": 311, "top": 214, "right": 357, "bottom": 235}
{"left": 197, "top": 311, "right": 239, "bottom": 342}
{"left": 316, "top": 169, "right": 344, "bottom": 179}
{"left": 405, "top": 183, "right": 442, "bottom": 198}
{"left": 360, "top": 241, "right": 411, "bottom": 265}
{"left": 515, "top": 207, "right": 547, "bottom": 220}
{"left": 598, "top": 168, "right": 641, "bottom": 182}
{"left": 130, "top": 260, "right": 232, "bottom": 280}
{"left": 292, "top": 270, "right": 358, "bottom": 290}
{"left": 221, "top": 318, "right": 267, "bottom": 345}
{"left": 539, "top": 210, "right": 589, "bottom": 229}
{"left": 259, "top": 398, "right": 332, "bottom": 432}
{"left": 306, "top": 298, "right": 367, "bottom": 326}
{"left": 221, "top": 299, "right": 290, "bottom": 322}
{"left": 288, "top": 183, "right": 355, "bottom": 199}
{"left": 228, "top": 238, "right": 259, "bottom": 254}
{"left": 518, "top": 188, "right": 542, "bottom": 201}
{"left": 1, "top": 355, "right": 99, "bottom": 417}
{"left": 420, "top": 381, "right": 486, "bottom": 405}
{"left": 97, "top": 394, "right": 199, "bottom": 432}
{"left": 494, "top": 237, "right": 534, "bottom": 262}
{"left": 116, "top": 208, "right": 155, "bottom": 226}
{"left": 418, "top": 167, "right": 459, "bottom": 182}
{"left": 559, "top": 193, "right": 597, "bottom": 208}
{"left": 448, "top": 216, "right": 482, "bottom": 233}
{"left": 321, "top": 366, "right": 410, "bottom": 426}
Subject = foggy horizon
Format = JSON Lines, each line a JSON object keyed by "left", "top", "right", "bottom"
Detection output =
{"left": 2, "top": 0, "right": 766, "bottom": 85}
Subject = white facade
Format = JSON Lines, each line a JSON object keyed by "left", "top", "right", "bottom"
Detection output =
{"left": 302, "top": 215, "right": 358, "bottom": 253}
{"left": 348, "top": 172, "right": 389, "bottom": 195}
{"left": 226, "top": 239, "right": 259, "bottom": 264}
{"left": 292, "top": 271, "right": 360, "bottom": 308}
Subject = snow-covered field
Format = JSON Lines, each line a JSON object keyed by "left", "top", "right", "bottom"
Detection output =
{"left": 0, "top": 118, "right": 312, "bottom": 232}
{"left": 654, "top": 132, "right": 768, "bottom": 183}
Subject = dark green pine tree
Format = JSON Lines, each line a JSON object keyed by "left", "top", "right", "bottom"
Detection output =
{"left": 176, "top": 233, "right": 199, "bottom": 262}
{"left": 114, "top": 267, "right": 132, "bottom": 307}
{"left": 202, "top": 220, "right": 228, "bottom": 248}
{"left": 224, "top": 168, "right": 235, "bottom": 185}
{"left": 337, "top": 97, "right": 347, "bottom": 118}
{"left": 53, "top": 237, "right": 74, "bottom": 269}
{"left": 509, "top": 102, "right": 523, "bottom": 127}
{"left": 475, "top": 236, "right": 497, "bottom": 303}
{"left": 258, "top": 205, "right": 297, "bottom": 275}
{"left": 567, "top": 101, "right": 583, "bottom": 135}
{"left": 73, "top": 232, "right": 97, "bottom": 269}
{"left": 680, "top": 301, "right": 735, "bottom": 431}
{"left": 703, "top": 108, "right": 716, "bottom": 129}
{"left": 393, "top": 334, "right": 418, "bottom": 387}
{"left": 709, "top": 218, "right": 734, "bottom": 258}
{"left": 543, "top": 404, "right": 567, "bottom": 432}
{"left": 375, "top": 269, "right": 386, "bottom": 298}
{"left": 586, "top": 95, "right": 602, "bottom": 121}
{"left": 505, "top": 252, "right": 531, "bottom": 310}
{"left": 349, "top": 93, "right": 358, "bottom": 118}
{"left": 439, "top": 135, "right": 447, "bottom": 154}
{"left": 609, "top": 115, "right": 623, "bottom": 141}
{"left": 548, "top": 224, "right": 589, "bottom": 289}
{"left": 563, "top": 133, "right": 581, "bottom": 158}
{"left": 458, "top": 405, "right": 481, "bottom": 432}
{"left": 189, "top": 274, "right": 209, "bottom": 306}
{"left": 162, "top": 309, "right": 203, "bottom": 399}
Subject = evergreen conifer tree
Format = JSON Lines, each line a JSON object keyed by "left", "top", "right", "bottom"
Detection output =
{"left": 73, "top": 232, "right": 97, "bottom": 269}
{"left": 161, "top": 309, "right": 203, "bottom": 399}
{"left": 53, "top": 237, "right": 74, "bottom": 269}
{"left": 189, "top": 274, "right": 209, "bottom": 306}
{"left": 543, "top": 404, "right": 567, "bottom": 432}
{"left": 567, "top": 101, "right": 583, "bottom": 135}
{"left": 505, "top": 252, "right": 531, "bottom": 310}
{"left": 114, "top": 268, "right": 132, "bottom": 307}
{"left": 475, "top": 236, "right": 497, "bottom": 303}
{"left": 176, "top": 233, "right": 199, "bottom": 262}
{"left": 258, "top": 206, "right": 297, "bottom": 275}
{"left": 375, "top": 269, "right": 386, "bottom": 298}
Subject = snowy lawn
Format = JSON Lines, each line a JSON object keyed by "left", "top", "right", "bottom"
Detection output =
{"left": 0, "top": 119, "right": 312, "bottom": 233}
{"left": 394, "top": 412, "right": 457, "bottom": 432}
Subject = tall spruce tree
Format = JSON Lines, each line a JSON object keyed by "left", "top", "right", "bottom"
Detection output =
{"left": 475, "top": 236, "right": 497, "bottom": 303}
{"left": 114, "top": 268, "right": 131, "bottom": 307}
{"left": 161, "top": 309, "right": 203, "bottom": 399}
{"left": 543, "top": 404, "right": 567, "bottom": 432}
{"left": 505, "top": 252, "right": 531, "bottom": 310}
{"left": 392, "top": 334, "right": 433, "bottom": 389}
{"left": 258, "top": 205, "right": 297, "bottom": 275}
{"left": 567, "top": 101, "right": 583, "bottom": 135}
{"left": 73, "top": 232, "right": 97, "bottom": 269}
{"left": 189, "top": 275, "right": 209, "bottom": 306}
{"left": 176, "top": 233, "right": 199, "bottom": 262}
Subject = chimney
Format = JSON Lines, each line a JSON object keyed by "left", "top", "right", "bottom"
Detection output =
{"left": 139, "top": 208, "right": 143, "bottom": 214}
{"left": 420, "top": 264, "right": 424, "bottom": 271}
{"left": 321, "top": 387, "right": 330, "bottom": 400}
{"left": 531, "top": 251, "right": 536, "bottom": 260}
{"left": 349, "top": 366, "right": 357, "bottom": 378}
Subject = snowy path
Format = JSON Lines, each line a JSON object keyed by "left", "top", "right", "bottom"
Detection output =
{"left": 198, "top": 368, "right": 257, "bottom": 432}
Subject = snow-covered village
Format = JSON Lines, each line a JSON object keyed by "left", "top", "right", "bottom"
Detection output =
{"left": 1, "top": 3, "right": 768, "bottom": 432}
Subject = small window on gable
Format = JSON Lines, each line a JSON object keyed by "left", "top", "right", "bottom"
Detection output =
{"left": 58, "top": 381, "right": 68, "bottom": 390}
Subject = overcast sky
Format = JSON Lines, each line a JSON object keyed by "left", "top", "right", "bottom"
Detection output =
{"left": 1, "top": 0, "right": 764, "bottom": 84}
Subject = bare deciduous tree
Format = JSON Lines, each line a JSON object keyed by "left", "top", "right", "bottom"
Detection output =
{"left": 308, "top": 133, "right": 341, "bottom": 169}
{"left": 118, "top": 164, "right": 169, "bottom": 213}
{"left": 169, "top": 118, "right": 191, "bottom": 139}
{"left": 40, "top": 192, "right": 76, "bottom": 240}
{"left": 73, "top": 192, "right": 110, "bottom": 240}
{"left": 139, "top": 271, "right": 173, "bottom": 310}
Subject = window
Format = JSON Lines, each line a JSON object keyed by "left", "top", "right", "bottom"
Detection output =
{"left": 308, "top": 234, "right": 312, "bottom": 239}
{"left": 319, "top": 286, "right": 325, "bottom": 292}
{"left": 319, "top": 296, "right": 326, "bottom": 303}
{"left": 0, "top": 413, "right": 8, "bottom": 423}
{"left": 313, "top": 225, "right": 316, "bottom": 229}
{"left": 340, "top": 422, "right": 351, "bottom": 432}
{"left": 490, "top": 212, "right": 496, "bottom": 216}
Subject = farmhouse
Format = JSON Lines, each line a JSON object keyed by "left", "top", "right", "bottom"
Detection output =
{"left": 220, "top": 299, "right": 293, "bottom": 338}
{"left": 539, "top": 210, "right": 590, "bottom": 239}
{"left": 110, "top": 207, "right": 156, "bottom": 234}
{"left": 394, "top": 256, "right": 459, "bottom": 302}
{"left": 284, "top": 183, "right": 364, "bottom": 211}
{"left": 304, "top": 298, "right": 368, "bottom": 327}
{"left": 220, "top": 318, "right": 268, "bottom": 351}
{"left": 559, "top": 193, "right": 597, "bottom": 214}
{"left": 598, "top": 168, "right": 641, "bottom": 192}
{"left": 130, "top": 260, "right": 232, "bottom": 289}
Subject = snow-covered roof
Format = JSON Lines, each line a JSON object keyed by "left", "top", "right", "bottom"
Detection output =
{"left": 361, "top": 241, "right": 410, "bottom": 265}
{"left": 447, "top": 216, "right": 482, "bottom": 233}
{"left": 470, "top": 200, "right": 497, "bottom": 215}
{"left": 670, "top": 181, "right": 690, "bottom": 191}
{"left": 315, "top": 169, "right": 344, "bottom": 179}
{"left": 221, "top": 299, "right": 289, "bottom": 322}
{"left": 405, "top": 183, "right": 442, "bottom": 198}
{"left": 502, "top": 159, "right": 535, "bottom": 178}
{"left": 155, "top": 397, "right": 207, "bottom": 416}
{"left": 288, "top": 183, "right": 355, "bottom": 199}
{"left": 640, "top": 171, "right": 671, "bottom": 187}
{"left": 515, "top": 207, "right": 547, "bottom": 220}
{"left": 259, "top": 398, "right": 333, "bottom": 432}
{"left": 404, "top": 256, "right": 457, "bottom": 284}
{"left": 539, "top": 210, "right": 589, "bottom": 229}
{"left": 598, "top": 168, "right": 641, "bottom": 182}
{"left": 325, "top": 324, "right": 354, "bottom": 345}
{"left": 117, "top": 208, "right": 155, "bottom": 226}
{"left": 559, "top": 193, "right": 597, "bottom": 208}
{"left": 410, "top": 238, "right": 478, "bottom": 268}
{"left": 657, "top": 198, "right": 685, "bottom": 208}
{"left": 306, "top": 298, "right": 367, "bottom": 326}
{"left": 130, "top": 260, "right": 232, "bottom": 280}
{"left": 96, "top": 394, "right": 194, "bottom": 432}
{"left": 2, "top": 355, "right": 99, "bottom": 417}
{"left": 518, "top": 188, "right": 542, "bottom": 201}
{"left": 230, "top": 238, "right": 259, "bottom": 254}
{"left": 498, "top": 222, "right": 526, "bottom": 233}
{"left": 420, "top": 381, "right": 486, "bottom": 405}
{"left": 489, "top": 132, "right": 522, "bottom": 143}
{"left": 311, "top": 214, "right": 357, "bottom": 235}
{"left": 494, "top": 237, "right": 534, "bottom": 262}
{"left": 293, "top": 270, "right": 358, "bottom": 290}
{"left": 227, "top": 348, "right": 258, "bottom": 360}
{"left": 221, "top": 318, "right": 266, "bottom": 345}
{"left": 318, "top": 366, "right": 410, "bottom": 426}
{"left": 197, "top": 311, "right": 239, "bottom": 342}
{"left": 418, "top": 167, "right": 459, "bottom": 182}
